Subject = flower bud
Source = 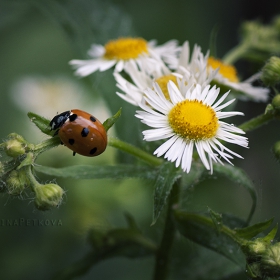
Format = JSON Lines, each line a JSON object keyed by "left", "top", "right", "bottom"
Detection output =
{"left": 261, "top": 56, "right": 280, "bottom": 86}
{"left": 5, "top": 139, "right": 26, "bottom": 158}
{"left": 272, "top": 94, "right": 280, "bottom": 110}
{"left": 6, "top": 169, "right": 29, "bottom": 195}
{"left": 261, "top": 242, "right": 280, "bottom": 277}
{"left": 272, "top": 141, "right": 280, "bottom": 162}
{"left": 34, "top": 183, "right": 64, "bottom": 210}
{"left": 243, "top": 239, "right": 268, "bottom": 262}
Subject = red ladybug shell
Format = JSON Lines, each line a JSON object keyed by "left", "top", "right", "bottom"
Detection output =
{"left": 58, "top": 109, "right": 107, "bottom": 157}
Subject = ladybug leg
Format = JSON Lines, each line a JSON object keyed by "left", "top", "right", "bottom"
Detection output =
{"left": 73, "top": 152, "right": 76, "bottom": 156}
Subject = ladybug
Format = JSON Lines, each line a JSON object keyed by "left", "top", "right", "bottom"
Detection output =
{"left": 50, "top": 109, "right": 107, "bottom": 157}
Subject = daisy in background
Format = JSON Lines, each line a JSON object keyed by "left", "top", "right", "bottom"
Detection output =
{"left": 207, "top": 56, "right": 270, "bottom": 102}
{"left": 69, "top": 37, "right": 180, "bottom": 76}
{"left": 115, "top": 41, "right": 217, "bottom": 106}
{"left": 136, "top": 80, "right": 248, "bottom": 174}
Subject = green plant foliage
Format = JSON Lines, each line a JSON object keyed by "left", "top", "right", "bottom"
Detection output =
{"left": 211, "top": 163, "right": 257, "bottom": 224}
{"left": 34, "top": 164, "right": 158, "bottom": 180}
{"left": 174, "top": 210, "right": 246, "bottom": 267}
{"left": 53, "top": 213, "right": 156, "bottom": 280}
{"left": 152, "top": 162, "right": 181, "bottom": 225}
{"left": 27, "top": 112, "right": 52, "bottom": 136}
{"left": 235, "top": 218, "right": 274, "bottom": 239}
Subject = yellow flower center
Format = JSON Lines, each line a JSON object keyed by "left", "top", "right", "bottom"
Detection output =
{"left": 103, "top": 37, "right": 148, "bottom": 60}
{"left": 168, "top": 100, "right": 219, "bottom": 140}
{"left": 155, "top": 74, "right": 178, "bottom": 100}
{"left": 207, "top": 57, "right": 239, "bottom": 83}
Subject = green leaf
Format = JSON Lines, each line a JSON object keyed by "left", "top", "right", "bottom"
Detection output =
{"left": 27, "top": 112, "right": 52, "bottom": 136}
{"left": 212, "top": 164, "right": 257, "bottom": 224}
{"left": 235, "top": 218, "right": 274, "bottom": 239}
{"left": 208, "top": 207, "right": 223, "bottom": 232}
{"left": 174, "top": 211, "right": 246, "bottom": 267}
{"left": 180, "top": 160, "right": 204, "bottom": 190}
{"left": 53, "top": 213, "right": 156, "bottom": 280}
{"left": 152, "top": 162, "right": 181, "bottom": 225}
{"left": 103, "top": 108, "right": 122, "bottom": 132}
{"left": 34, "top": 164, "right": 158, "bottom": 180}
{"left": 172, "top": 241, "right": 244, "bottom": 280}
{"left": 261, "top": 223, "right": 278, "bottom": 243}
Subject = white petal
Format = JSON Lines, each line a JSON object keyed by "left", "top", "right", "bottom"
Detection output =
{"left": 154, "top": 135, "right": 179, "bottom": 157}
{"left": 181, "top": 141, "right": 194, "bottom": 173}
{"left": 195, "top": 141, "right": 210, "bottom": 170}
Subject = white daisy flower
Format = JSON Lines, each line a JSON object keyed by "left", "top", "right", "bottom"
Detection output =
{"left": 69, "top": 37, "right": 179, "bottom": 76}
{"left": 115, "top": 41, "right": 217, "bottom": 106}
{"left": 136, "top": 80, "right": 248, "bottom": 173}
{"left": 207, "top": 56, "right": 269, "bottom": 102}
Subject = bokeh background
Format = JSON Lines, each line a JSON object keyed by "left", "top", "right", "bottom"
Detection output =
{"left": 1, "top": 0, "right": 280, "bottom": 279}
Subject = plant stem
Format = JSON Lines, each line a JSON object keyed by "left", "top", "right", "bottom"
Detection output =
{"left": 26, "top": 165, "right": 41, "bottom": 192}
{"left": 108, "top": 136, "right": 163, "bottom": 166}
{"left": 34, "top": 137, "right": 61, "bottom": 155}
{"left": 153, "top": 179, "right": 180, "bottom": 280}
{"left": 222, "top": 42, "right": 249, "bottom": 65}
{"left": 238, "top": 111, "right": 276, "bottom": 132}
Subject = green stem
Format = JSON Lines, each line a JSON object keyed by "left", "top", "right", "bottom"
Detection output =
{"left": 238, "top": 111, "right": 276, "bottom": 132}
{"left": 222, "top": 42, "right": 249, "bottom": 64}
{"left": 33, "top": 137, "right": 61, "bottom": 155}
{"left": 175, "top": 211, "right": 245, "bottom": 246}
{"left": 26, "top": 165, "right": 41, "bottom": 192}
{"left": 153, "top": 179, "right": 180, "bottom": 280}
{"left": 108, "top": 136, "right": 163, "bottom": 166}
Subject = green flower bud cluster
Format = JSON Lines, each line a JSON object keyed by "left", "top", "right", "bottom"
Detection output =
{"left": 261, "top": 56, "right": 280, "bottom": 87}
{"left": 261, "top": 242, "right": 280, "bottom": 277}
{"left": 264, "top": 93, "right": 280, "bottom": 118}
{"left": 242, "top": 225, "right": 280, "bottom": 279}
{"left": 241, "top": 16, "right": 280, "bottom": 56}
{"left": 0, "top": 132, "right": 64, "bottom": 210}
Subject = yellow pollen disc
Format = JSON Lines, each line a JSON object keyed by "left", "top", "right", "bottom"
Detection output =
{"left": 208, "top": 57, "right": 239, "bottom": 83}
{"left": 103, "top": 37, "right": 148, "bottom": 60}
{"left": 155, "top": 74, "right": 178, "bottom": 100}
{"left": 168, "top": 100, "right": 219, "bottom": 140}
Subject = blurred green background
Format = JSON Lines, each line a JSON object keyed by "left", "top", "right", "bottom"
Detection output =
{"left": 1, "top": 0, "right": 280, "bottom": 279}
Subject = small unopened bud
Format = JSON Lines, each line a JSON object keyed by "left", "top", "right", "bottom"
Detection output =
{"left": 273, "top": 141, "right": 280, "bottom": 162}
{"left": 6, "top": 169, "right": 29, "bottom": 195}
{"left": 261, "top": 56, "right": 280, "bottom": 86}
{"left": 272, "top": 94, "right": 280, "bottom": 110}
{"left": 5, "top": 139, "right": 26, "bottom": 158}
{"left": 34, "top": 183, "right": 64, "bottom": 211}
{"left": 243, "top": 239, "right": 268, "bottom": 262}
{"left": 261, "top": 242, "right": 280, "bottom": 277}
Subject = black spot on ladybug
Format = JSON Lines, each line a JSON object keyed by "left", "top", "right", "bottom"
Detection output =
{"left": 81, "top": 127, "right": 89, "bottom": 137}
{"left": 90, "top": 116, "right": 96, "bottom": 122}
{"left": 69, "top": 139, "right": 75, "bottom": 145}
{"left": 69, "top": 114, "right": 78, "bottom": 122}
{"left": 90, "top": 147, "right": 97, "bottom": 155}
